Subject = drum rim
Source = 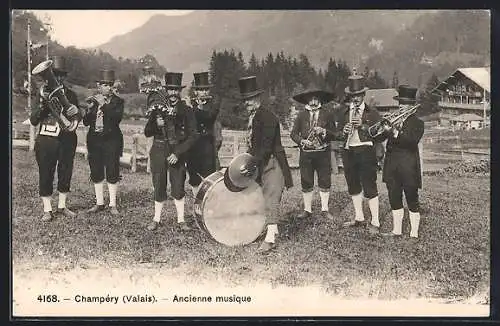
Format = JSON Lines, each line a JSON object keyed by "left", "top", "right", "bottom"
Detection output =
{"left": 194, "top": 170, "right": 266, "bottom": 246}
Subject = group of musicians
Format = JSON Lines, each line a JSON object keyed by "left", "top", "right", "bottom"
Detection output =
{"left": 30, "top": 55, "right": 424, "bottom": 254}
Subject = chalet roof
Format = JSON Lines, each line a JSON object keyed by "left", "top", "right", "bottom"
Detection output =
{"left": 433, "top": 67, "right": 490, "bottom": 93}
{"left": 365, "top": 88, "right": 398, "bottom": 108}
{"left": 450, "top": 113, "right": 484, "bottom": 122}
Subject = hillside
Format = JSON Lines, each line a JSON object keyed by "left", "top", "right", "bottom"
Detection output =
{"left": 97, "top": 10, "right": 426, "bottom": 83}
{"left": 97, "top": 10, "right": 490, "bottom": 87}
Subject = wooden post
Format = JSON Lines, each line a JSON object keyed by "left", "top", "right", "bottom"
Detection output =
{"left": 146, "top": 137, "right": 152, "bottom": 173}
{"left": 131, "top": 134, "right": 138, "bottom": 172}
{"left": 419, "top": 141, "right": 424, "bottom": 190}
{"left": 27, "top": 19, "right": 36, "bottom": 152}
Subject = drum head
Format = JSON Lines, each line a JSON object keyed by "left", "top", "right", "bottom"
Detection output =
{"left": 201, "top": 180, "right": 266, "bottom": 246}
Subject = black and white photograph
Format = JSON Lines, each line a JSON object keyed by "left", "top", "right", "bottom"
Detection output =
{"left": 10, "top": 9, "right": 491, "bottom": 317}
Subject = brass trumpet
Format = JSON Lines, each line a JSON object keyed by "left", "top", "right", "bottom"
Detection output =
{"left": 31, "top": 60, "right": 79, "bottom": 132}
{"left": 302, "top": 127, "right": 328, "bottom": 152}
{"left": 368, "top": 104, "right": 420, "bottom": 138}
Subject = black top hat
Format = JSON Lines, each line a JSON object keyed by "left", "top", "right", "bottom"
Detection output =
{"left": 393, "top": 85, "right": 418, "bottom": 104}
{"left": 345, "top": 75, "right": 369, "bottom": 95}
{"left": 97, "top": 69, "right": 116, "bottom": 84}
{"left": 164, "top": 72, "right": 185, "bottom": 89}
{"left": 192, "top": 72, "right": 212, "bottom": 89}
{"left": 52, "top": 56, "right": 67, "bottom": 75}
{"left": 292, "top": 87, "right": 335, "bottom": 105}
{"left": 238, "top": 76, "right": 264, "bottom": 99}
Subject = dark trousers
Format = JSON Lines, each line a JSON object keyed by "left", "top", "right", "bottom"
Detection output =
{"left": 187, "top": 136, "right": 217, "bottom": 187}
{"left": 150, "top": 140, "right": 186, "bottom": 201}
{"left": 34, "top": 133, "right": 77, "bottom": 197}
{"left": 386, "top": 183, "right": 419, "bottom": 212}
{"left": 342, "top": 145, "right": 378, "bottom": 199}
{"left": 299, "top": 149, "right": 331, "bottom": 192}
{"left": 87, "top": 136, "right": 121, "bottom": 184}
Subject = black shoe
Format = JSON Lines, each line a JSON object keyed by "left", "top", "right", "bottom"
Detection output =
{"left": 366, "top": 224, "right": 380, "bottom": 235}
{"left": 321, "top": 211, "right": 334, "bottom": 221}
{"left": 109, "top": 206, "right": 120, "bottom": 216}
{"left": 86, "top": 205, "right": 105, "bottom": 213}
{"left": 257, "top": 241, "right": 276, "bottom": 254}
{"left": 297, "top": 210, "right": 312, "bottom": 219}
{"left": 41, "top": 211, "right": 54, "bottom": 221}
{"left": 178, "top": 222, "right": 192, "bottom": 231}
{"left": 56, "top": 207, "right": 77, "bottom": 218}
{"left": 343, "top": 220, "right": 366, "bottom": 228}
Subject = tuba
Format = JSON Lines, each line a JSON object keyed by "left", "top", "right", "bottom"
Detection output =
{"left": 32, "top": 60, "right": 79, "bottom": 132}
{"left": 368, "top": 104, "right": 420, "bottom": 138}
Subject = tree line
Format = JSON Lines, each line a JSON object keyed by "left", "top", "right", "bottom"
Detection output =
{"left": 12, "top": 10, "right": 439, "bottom": 128}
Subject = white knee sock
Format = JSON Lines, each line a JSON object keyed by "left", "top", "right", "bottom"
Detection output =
{"left": 154, "top": 201, "right": 164, "bottom": 223}
{"left": 368, "top": 196, "right": 380, "bottom": 227}
{"left": 264, "top": 224, "right": 278, "bottom": 243}
{"left": 108, "top": 182, "right": 118, "bottom": 207}
{"left": 303, "top": 191, "right": 313, "bottom": 213}
{"left": 174, "top": 198, "right": 185, "bottom": 223}
{"left": 352, "top": 193, "right": 364, "bottom": 221}
{"left": 319, "top": 190, "right": 330, "bottom": 212}
{"left": 392, "top": 208, "right": 404, "bottom": 235}
{"left": 42, "top": 196, "right": 52, "bottom": 212}
{"left": 58, "top": 192, "right": 67, "bottom": 209}
{"left": 94, "top": 182, "right": 104, "bottom": 205}
{"left": 409, "top": 211, "right": 421, "bottom": 238}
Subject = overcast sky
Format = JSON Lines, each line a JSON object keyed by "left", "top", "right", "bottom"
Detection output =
{"left": 30, "top": 10, "right": 193, "bottom": 48}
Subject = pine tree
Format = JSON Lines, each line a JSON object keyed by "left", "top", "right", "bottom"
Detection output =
{"left": 392, "top": 71, "right": 399, "bottom": 88}
{"left": 417, "top": 73, "right": 440, "bottom": 117}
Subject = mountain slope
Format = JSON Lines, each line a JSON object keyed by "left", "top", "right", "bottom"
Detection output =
{"left": 97, "top": 10, "right": 425, "bottom": 79}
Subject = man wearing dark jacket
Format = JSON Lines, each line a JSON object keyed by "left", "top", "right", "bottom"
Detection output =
{"left": 290, "top": 88, "right": 337, "bottom": 220}
{"left": 83, "top": 69, "right": 124, "bottom": 216}
{"left": 145, "top": 72, "right": 198, "bottom": 231}
{"left": 238, "top": 76, "right": 293, "bottom": 253}
{"left": 187, "top": 72, "right": 219, "bottom": 196}
{"left": 379, "top": 85, "right": 425, "bottom": 239}
{"left": 30, "top": 56, "right": 81, "bottom": 221}
{"left": 335, "top": 74, "right": 384, "bottom": 235}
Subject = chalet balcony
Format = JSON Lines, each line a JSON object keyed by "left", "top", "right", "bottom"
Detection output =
{"left": 438, "top": 101, "right": 490, "bottom": 111}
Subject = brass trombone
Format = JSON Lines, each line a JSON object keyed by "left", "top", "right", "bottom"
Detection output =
{"left": 368, "top": 104, "right": 420, "bottom": 138}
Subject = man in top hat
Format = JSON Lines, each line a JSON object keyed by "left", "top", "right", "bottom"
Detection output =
{"left": 238, "top": 76, "right": 293, "bottom": 253}
{"left": 30, "top": 55, "right": 81, "bottom": 221}
{"left": 379, "top": 85, "right": 424, "bottom": 239}
{"left": 187, "top": 72, "right": 219, "bottom": 197}
{"left": 83, "top": 69, "right": 124, "bottom": 216}
{"left": 290, "top": 87, "right": 337, "bottom": 220}
{"left": 144, "top": 72, "right": 198, "bottom": 231}
{"left": 335, "top": 73, "right": 384, "bottom": 235}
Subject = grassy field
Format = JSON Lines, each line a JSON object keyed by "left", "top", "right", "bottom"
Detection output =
{"left": 11, "top": 147, "right": 490, "bottom": 309}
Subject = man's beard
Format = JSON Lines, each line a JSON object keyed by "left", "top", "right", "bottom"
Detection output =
{"left": 168, "top": 95, "right": 179, "bottom": 106}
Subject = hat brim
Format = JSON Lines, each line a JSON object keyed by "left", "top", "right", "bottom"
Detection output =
{"left": 345, "top": 86, "right": 369, "bottom": 95}
{"left": 292, "top": 90, "right": 336, "bottom": 105}
{"left": 240, "top": 89, "right": 264, "bottom": 100}
{"left": 165, "top": 85, "right": 186, "bottom": 89}
{"left": 393, "top": 96, "right": 417, "bottom": 104}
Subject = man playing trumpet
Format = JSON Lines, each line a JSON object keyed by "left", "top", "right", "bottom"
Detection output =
{"left": 290, "top": 87, "right": 337, "bottom": 220}
{"left": 30, "top": 56, "right": 81, "bottom": 221}
{"left": 144, "top": 72, "right": 198, "bottom": 231}
{"left": 336, "top": 74, "right": 383, "bottom": 235}
{"left": 187, "top": 72, "right": 219, "bottom": 197}
{"left": 83, "top": 69, "right": 124, "bottom": 216}
{"left": 378, "top": 85, "right": 424, "bottom": 239}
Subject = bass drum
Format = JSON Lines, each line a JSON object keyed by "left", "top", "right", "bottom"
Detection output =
{"left": 194, "top": 170, "right": 266, "bottom": 246}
